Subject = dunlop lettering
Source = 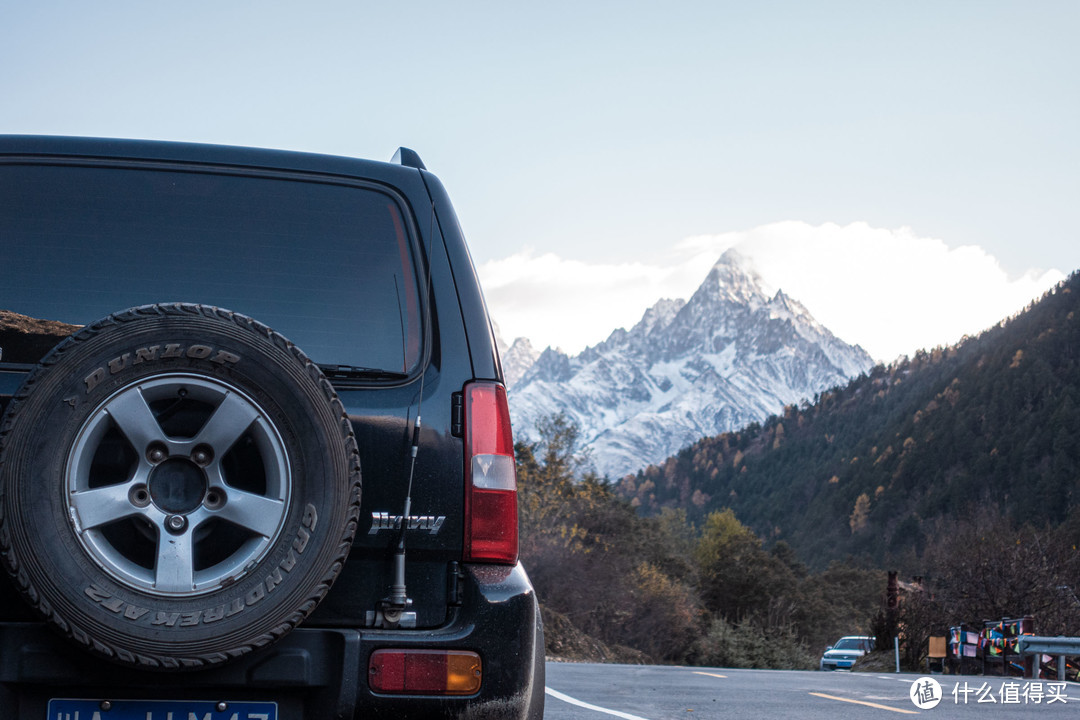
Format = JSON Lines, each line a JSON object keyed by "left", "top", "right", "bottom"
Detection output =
{"left": 134, "top": 346, "right": 160, "bottom": 363}
{"left": 84, "top": 368, "right": 106, "bottom": 393}
{"left": 213, "top": 349, "right": 241, "bottom": 365}
{"left": 107, "top": 353, "right": 131, "bottom": 374}
{"left": 82, "top": 343, "right": 242, "bottom": 393}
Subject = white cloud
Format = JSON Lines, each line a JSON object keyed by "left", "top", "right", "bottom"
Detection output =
{"left": 478, "top": 222, "right": 1066, "bottom": 361}
{"left": 477, "top": 249, "right": 702, "bottom": 353}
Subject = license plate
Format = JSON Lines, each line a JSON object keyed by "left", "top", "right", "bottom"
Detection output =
{"left": 47, "top": 698, "right": 277, "bottom": 720}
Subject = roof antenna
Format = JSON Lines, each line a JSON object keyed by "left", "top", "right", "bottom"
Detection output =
{"left": 375, "top": 196, "right": 436, "bottom": 630}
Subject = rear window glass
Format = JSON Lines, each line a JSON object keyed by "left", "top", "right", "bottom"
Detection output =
{"left": 0, "top": 162, "right": 422, "bottom": 372}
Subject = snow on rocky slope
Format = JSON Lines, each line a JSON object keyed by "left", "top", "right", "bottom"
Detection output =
{"left": 505, "top": 249, "right": 875, "bottom": 478}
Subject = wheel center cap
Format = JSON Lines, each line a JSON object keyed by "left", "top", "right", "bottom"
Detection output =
{"left": 148, "top": 458, "right": 207, "bottom": 514}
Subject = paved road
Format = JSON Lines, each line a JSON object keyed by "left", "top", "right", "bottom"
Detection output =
{"left": 544, "top": 662, "right": 1079, "bottom": 719}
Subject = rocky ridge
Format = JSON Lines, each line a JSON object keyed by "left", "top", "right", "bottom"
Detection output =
{"left": 506, "top": 250, "right": 874, "bottom": 478}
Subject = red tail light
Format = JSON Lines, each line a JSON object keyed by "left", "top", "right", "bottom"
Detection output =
{"left": 463, "top": 382, "right": 518, "bottom": 564}
{"left": 369, "top": 649, "right": 482, "bottom": 695}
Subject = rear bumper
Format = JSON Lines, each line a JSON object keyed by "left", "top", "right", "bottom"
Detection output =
{"left": 0, "top": 563, "right": 544, "bottom": 720}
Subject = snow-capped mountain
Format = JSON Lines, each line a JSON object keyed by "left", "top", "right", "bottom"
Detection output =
{"left": 493, "top": 321, "right": 541, "bottom": 390}
{"left": 501, "top": 337, "right": 541, "bottom": 390}
{"left": 507, "top": 249, "right": 875, "bottom": 478}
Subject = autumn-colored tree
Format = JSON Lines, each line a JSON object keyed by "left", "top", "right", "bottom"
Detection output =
{"left": 521, "top": 415, "right": 888, "bottom": 667}
{"left": 696, "top": 509, "right": 793, "bottom": 623}
{"left": 517, "top": 414, "right": 701, "bottom": 662}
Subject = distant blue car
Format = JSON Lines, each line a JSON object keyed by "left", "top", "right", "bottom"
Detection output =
{"left": 820, "top": 636, "right": 875, "bottom": 670}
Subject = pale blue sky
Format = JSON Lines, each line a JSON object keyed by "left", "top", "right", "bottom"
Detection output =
{"left": 3, "top": 2, "right": 1077, "bottom": 358}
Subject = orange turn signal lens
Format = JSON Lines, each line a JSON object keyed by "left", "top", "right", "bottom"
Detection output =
{"left": 369, "top": 649, "right": 482, "bottom": 695}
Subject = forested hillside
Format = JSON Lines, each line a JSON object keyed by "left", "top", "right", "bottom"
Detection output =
{"left": 517, "top": 413, "right": 1080, "bottom": 670}
{"left": 516, "top": 416, "right": 885, "bottom": 668}
{"left": 618, "top": 271, "right": 1080, "bottom": 570}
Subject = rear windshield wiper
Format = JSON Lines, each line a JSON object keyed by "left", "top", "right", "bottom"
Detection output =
{"left": 318, "top": 364, "right": 409, "bottom": 381}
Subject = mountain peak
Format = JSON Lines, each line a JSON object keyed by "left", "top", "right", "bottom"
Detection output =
{"left": 715, "top": 246, "right": 751, "bottom": 268}
{"left": 519, "top": 345, "right": 573, "bottom": 385}
{"left": 712, "top": 248, "right": 766, "bottom": 282}
{"left": 768, "top": 289, "right": 809, "bottom": 321}
{"left": 508, "top": 251, "right": 875, "bottom": 477}
{"left": 503, "top": 336, "right": 541, "bottom": 390}
{"left": 695, "top": 249, "right": 770, "bottom": 309}
{"left": 631, "top": 297, "right": 685, "bottom": 338}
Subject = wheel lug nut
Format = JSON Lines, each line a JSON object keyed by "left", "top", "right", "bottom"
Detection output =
{"left": 205, "top": 490, "right": 224, "bottom": 509}
{"left": 191, "top": 446, "right": 213, "bottom": 466}
{"left": 166, "top": 515, "right": 187, "bottom": 532}
{"left": 148, "top": 447, "right": 166, "bottom": 463}
{"left": 130, "top": 486, "right": 150, "bottom": 507}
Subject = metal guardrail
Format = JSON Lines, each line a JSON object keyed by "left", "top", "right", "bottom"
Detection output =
{"left": 1017, "top": 636, "right": 1080, "bottom": 680}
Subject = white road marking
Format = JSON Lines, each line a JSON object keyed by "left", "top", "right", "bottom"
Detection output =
{"left": 809, "top": 692, "right": 920, "bottom": 714}
{"left": 545, "top": 687, "right": 654, "bottom": 720}
{"left": 692, "top": 671, "right": 728, "bottom": 679}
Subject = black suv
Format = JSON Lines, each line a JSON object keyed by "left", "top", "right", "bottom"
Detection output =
{"left": 0, "top": 136, "right": 544, "bottom": 719}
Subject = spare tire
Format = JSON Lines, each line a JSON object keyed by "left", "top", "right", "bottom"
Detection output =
{"left": 0, "top": 304, "right": 361, "bottom": 669}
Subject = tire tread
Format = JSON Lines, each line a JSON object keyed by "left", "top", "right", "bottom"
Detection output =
{"left": 0, "top": 303, "right": 362, "bottom": 669}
